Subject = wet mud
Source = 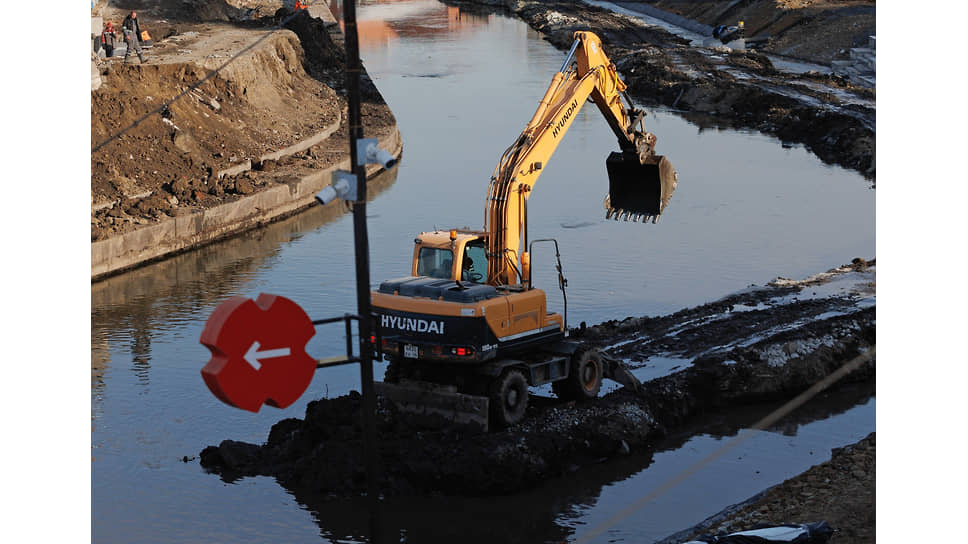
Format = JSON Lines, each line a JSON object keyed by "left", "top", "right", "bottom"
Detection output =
{"left": 448, "top": 0, "right": 875, "bottom": 179}
{"left": 200, "top": 260, "right": 875, "bottom": 499}
{"left": 658, "top": 431, "right": 875, "bottom": 544}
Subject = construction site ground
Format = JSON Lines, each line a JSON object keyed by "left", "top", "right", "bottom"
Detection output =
{"left": 91, "top": 1, "right": 875, "bottom": 542}
{"left": 91, "top": 1, "right": 396, "bottom": 243}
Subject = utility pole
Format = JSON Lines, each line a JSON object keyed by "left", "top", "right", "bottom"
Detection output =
{"left": 341, "top": 0, "right": 383, "bottom": 541}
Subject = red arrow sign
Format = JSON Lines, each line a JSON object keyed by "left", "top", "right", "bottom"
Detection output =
{"left": 200, "top": 294, "right": 316, "bottom": 412}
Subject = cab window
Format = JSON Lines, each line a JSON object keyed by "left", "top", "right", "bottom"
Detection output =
{"left": 461, "top": 242, "right": 487, "bottom": 283}
{"left": 417, "top": 248, "right": 454, "bottom": 279}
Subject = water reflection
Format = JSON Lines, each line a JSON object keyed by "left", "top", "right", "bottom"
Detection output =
{"left": 329, "top": 0, "right": 493, "bottom": 48}
{"left": 91, "top": 167, "right": 398, "bottom": 411}
{"left": 292, "top": 383, "right": 874, "bottom": 544}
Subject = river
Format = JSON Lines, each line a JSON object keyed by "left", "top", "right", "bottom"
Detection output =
{"left": 91, "top": 1, "right": 875, "bottom": 542}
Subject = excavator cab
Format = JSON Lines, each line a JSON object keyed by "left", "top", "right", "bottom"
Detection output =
{"left": 412, "top": 230, "right": 489, "bottom": 282}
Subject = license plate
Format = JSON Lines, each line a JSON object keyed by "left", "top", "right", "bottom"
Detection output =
{"left": 404, "top": 344, "right": 419, "bottom": 359}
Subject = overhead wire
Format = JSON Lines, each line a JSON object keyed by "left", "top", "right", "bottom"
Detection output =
{"left": 91, "top": 8, "right": 311, "bottom": 154}
{"left": 571, "top": 346, "right": 876, "bottom": 544}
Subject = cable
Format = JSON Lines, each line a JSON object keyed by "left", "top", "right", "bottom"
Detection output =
{"left": 571, "top": 346, "right": 876, "bottom": 544}
{"left": 91, "top": 8, "right": 311, "bottom": 154}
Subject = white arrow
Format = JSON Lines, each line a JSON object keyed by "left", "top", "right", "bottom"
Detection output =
{"left": 244, "top": 341, "right": 291, "bottom": 371}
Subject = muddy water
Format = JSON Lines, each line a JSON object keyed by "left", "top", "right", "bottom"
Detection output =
{"left": 92, "top": 1, "right": 874, "bottom": 542}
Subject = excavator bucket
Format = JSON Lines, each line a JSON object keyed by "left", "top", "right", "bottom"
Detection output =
{"left": 604, "top": 153, "right": 678, "bottom": 223}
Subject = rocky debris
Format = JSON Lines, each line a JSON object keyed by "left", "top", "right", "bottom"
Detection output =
{"left": 450, "top": 0, "right": 874, "bottom": 179}
{"left": 832, "top": 35, "right": 876, "bottom": 87}
{"left": 200, "top": 261, "right": 875, "bottom": 498}
{"left": 658, "top": 432, "right": 875, "bottom": 544}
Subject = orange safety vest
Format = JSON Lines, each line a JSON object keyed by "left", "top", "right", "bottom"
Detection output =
{"left": 295, "top": 1, "right": 306, "bottom": 10}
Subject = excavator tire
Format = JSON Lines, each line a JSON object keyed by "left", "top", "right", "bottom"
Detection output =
{"left": 489, "top": 368, "right": 529, "bottom": 427}
{"left": 553, "top": 347, "right": 603, "bottom": 401}
{"left": 383, "top": 358, "right": 400, "bottom": 384}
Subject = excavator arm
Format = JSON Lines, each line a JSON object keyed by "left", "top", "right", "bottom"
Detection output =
{"left": 485, "top": 31, "right": 677, "bottom": 286}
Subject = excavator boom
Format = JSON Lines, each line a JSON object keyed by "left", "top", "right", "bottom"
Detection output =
{"left": 485, "top": 31, "right": 677, "bottom": 285}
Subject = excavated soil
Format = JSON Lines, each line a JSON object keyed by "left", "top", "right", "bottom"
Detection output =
{"left": 200, "top": 260, "right": 875, "bottom": 513}
{"left": 451, "top": 0, "right": 875, "bottom": 179}
{"left": 91, "top": 2, "right": 396, "bottom": 242}
{"left": 634, "top": 0, "right": 877, "bottom": 65}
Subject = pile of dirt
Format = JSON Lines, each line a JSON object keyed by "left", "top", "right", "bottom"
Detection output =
{"left": 91, "top": 4, "right": 396, "bottom": 242}
{"left": 199, "top": 261, "right": 875, "bottom": 500}
{"left": 99, "top": 0, "right": 250, "bottom": 22}
{"left": 453, "top": 0, "right": 875, "bottom": 178}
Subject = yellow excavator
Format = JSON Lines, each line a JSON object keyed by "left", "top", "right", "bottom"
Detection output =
{"left": 371, "top": 31, "right": 677, "bottom": 430}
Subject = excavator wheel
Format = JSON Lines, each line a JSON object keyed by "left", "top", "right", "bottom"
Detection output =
{"left": 383, "top": 358, "right": 401, "bottom": 384}
{"left": 489, "top": 368, "right": 529, "bottom": 427}
{"left": 553, "top": 347, "right": 603, "bottom": 401}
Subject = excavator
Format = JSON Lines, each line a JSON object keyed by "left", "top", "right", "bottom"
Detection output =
{"left": 371, "top": 31, "right": 678, "bottom": 430}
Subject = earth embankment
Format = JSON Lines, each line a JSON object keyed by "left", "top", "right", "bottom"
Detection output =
{"left": 91, "top": 4, "right": 399, "bottom": 278}
{"left": 620, "top": 0, "right": 876, "bottom": 65}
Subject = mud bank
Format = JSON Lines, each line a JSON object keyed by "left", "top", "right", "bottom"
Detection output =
{"left": 200, "top": 260, "right": 875, "bottom": 498}
{"left": 91, "top": 7, "right": 400, "bottom": 278}
{"left": 620, "top": 0, "right": 876, "bottom": 67}
{"left": 449, "top": 0, "right": 874, "bottom": 179}
{"left": 658, "top": 432, "right": 875, "bottom": 544}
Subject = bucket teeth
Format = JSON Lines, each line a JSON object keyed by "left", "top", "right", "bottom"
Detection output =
{"left": 603, "top": 207, "right": 664, "bottom": 224}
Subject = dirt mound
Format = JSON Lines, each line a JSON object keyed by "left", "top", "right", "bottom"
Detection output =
{"left": 102, "top": 0, "right": 249, "bottom": 22}
{"left": 91, "top": 29, "right": 341, "bottom": 239}
{"left": 91, "top": 8, "right": 396, "bottom": 242}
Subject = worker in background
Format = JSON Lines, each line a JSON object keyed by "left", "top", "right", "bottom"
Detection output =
{"left": 295, "top": 1, "right": 308, "bottom": 11}
{"left": 121, "top": 11, "right": 147, "bottom": 64}
{"left": 100, "top": 22, "right": 118, "bottom": 58}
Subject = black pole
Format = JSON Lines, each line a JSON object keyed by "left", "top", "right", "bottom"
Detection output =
{"left": 341, "top": 0, "right": 382, "bottom": 541}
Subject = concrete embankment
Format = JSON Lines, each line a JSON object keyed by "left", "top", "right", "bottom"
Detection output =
{"left": 91, "top": 129, "right": 401, "bottom": 280}
{"left": 91, "top": 6, "right": 402, "bottom": 280}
